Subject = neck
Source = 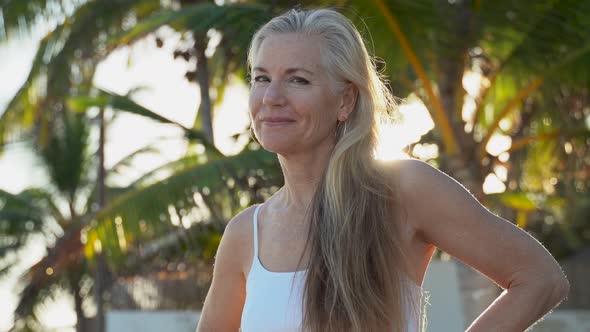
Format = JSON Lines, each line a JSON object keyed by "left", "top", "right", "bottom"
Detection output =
{"left": 275, "top": 138, "right": 335, "bottom": 212}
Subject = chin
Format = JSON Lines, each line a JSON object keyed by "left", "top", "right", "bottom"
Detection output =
{"left": 258, "top": 137, "right": 298, "bottom": 155}
{"left": 260, "top": 142, "right": 293, "bottom": 155}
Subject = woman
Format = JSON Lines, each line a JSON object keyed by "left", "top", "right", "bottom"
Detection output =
{"left": 196, "top": 8, "right": 569, "bottom": 332}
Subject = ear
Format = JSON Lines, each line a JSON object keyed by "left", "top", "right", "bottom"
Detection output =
{"left": 338, "top": 83, "right": 358, "bottom": 121}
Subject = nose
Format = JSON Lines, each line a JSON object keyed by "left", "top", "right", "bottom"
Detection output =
{"left": 262, "top": 81, "right": 287, "bottom": 107}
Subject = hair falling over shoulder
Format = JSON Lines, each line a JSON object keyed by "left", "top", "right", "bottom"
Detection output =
{"left": 249, "top": 8, "right": 421, "bottom": 332}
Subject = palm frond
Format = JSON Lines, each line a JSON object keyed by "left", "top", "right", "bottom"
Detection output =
{"left": 108, "top": 3, "right": 271, "bottom": 49}
{"left": 67, "top": 89, "right": 220, "bottom": 153}
{"left": 508, "top": 127, "right": 590, "bottom": 153}
{"left": 482, "top": 0, "right": 590, "bottom": 80}
{"left": 106, "top": 2, "right": 273, "bottom": 96}
{"left": 0, "top": 188, "right": 55, "bottom": 237}
{"left": 107, "top": 142, "right": 162, "bottom": 176}
{"left": 0, "top": 0, "right": 86, "bottom": 41}
{"left": 0, "top": 187, "right": 65, "bottom": 281}
{"left": 82, "top": 138, "right": 223, "bottom": 212}
{"left": 13, "top": 224, "right": 86, "bottom": 323}
{"left": 475, "top": 0, "right": 590, "bottom": 129}
{"left": 0, "top": 0, "right": 164, "bottom": 153}
{"left": 371, "top": 0, "right": 460, "bottom": 155}
{"left": 127, "top": 147, "right": 224, "bottom": 189}
{"left": 0, "top": 24, "right": 66, "bottom": 150}
{"left": 82, "top": 149, "right": 282, "bottom": 272}
{"left": 38, "top": 112, "right": 90, "bottom": 202}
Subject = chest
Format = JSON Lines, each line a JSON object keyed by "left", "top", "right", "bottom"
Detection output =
{"left": 257, "top": 216, "right": 310, "bottom": 273}
{"left": 244, "top": 206, "right": 431, "bottom": 286}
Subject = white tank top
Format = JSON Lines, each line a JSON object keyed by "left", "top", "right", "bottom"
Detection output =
{"left": 240, "top": 204, "right": 423, "bottom": 332}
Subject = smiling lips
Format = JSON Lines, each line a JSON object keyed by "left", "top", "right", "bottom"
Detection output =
{"left": 261, "top": 117, "right": 296, "bottom": 126}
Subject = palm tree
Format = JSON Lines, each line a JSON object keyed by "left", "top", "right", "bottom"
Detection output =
{"left": 0, "top": 0, "right": 167, "bottom": 151}
{"left": 2, "top": 0, "right": 589, "bottom": 328}
{"left": 344, "top": 0, "right": 590, "bottom": 320}
{"left": 95, "top": 0, "right": 590, "bottom": 242}
{"left": 1, "top": 2, "right": 245, "bottom": 330}
{"left": 340, "top": 0, "right": 589, "bottom": 185}
{"left": 0, "top": 85, "right": 282, "bottom": 330}
{"left": 106, "top": 0, "right": 590, "bottom": 320}
{"left": 0, "top": 111, "right": 94, "bottom": 331}
{"left": 84, "top": 0, "right": 589, "bottom": 213}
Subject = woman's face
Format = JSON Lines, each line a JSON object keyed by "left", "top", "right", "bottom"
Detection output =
{"left": 249, "top": 33, "right": 351, "bottom": 155}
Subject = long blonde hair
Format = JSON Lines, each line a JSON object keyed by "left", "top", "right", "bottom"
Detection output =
{"left": 248, "top": 8, "right": 419, "bottom": 332}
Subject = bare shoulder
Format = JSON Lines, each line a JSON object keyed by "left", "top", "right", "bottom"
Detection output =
{"left": 381, "top": 158, "right": 446, "bottom": 187}
{"left": 379, "top": 158, "right": 446, "bottom": 205}
{"left": 225, "top": 204, "right": 258, "bottom": 239}
{"left": 197, "top": 205, "right": 260, "bottom": 331}
{"left": 378, "top": 157, "right": 478, "bottom": 247}
{"left": 221, "top": 204, "right": 259, "bottom": 275}
{"left": 379, "top": 158, "right": 453, "bottom": 207}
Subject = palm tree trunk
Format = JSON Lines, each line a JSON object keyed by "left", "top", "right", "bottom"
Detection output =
{"left": 194, "top": 36, "right": 214, "bottom": 145}
{"left": 73, "top": 276, "right": 85, "bottom": 332}
{"left": 434, "top": 2, "right": 500, "bottom": 326}
{"left": 95, "top": 107, "right": 106, "bottom": 332}
{"left": 98, "top": 107, "right": 106, "bottom": 208}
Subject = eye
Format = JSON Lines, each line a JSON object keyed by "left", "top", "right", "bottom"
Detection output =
{"left": 253, "top": 75, "right": 270, "bottom": 83}
{"left": 289, "top": 76, "right": 310, "bottom": 85}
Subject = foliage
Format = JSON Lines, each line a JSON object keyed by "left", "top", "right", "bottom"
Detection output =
{"left": 1, "top": 0, "right": 589, "bottom": 328}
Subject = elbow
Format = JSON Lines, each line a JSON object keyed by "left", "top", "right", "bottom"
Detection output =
{"left": 551, "top": 274, "right": 570, "bottom": 304}
{"left": 520, "top": 269, "right": 570, "bottom": 309}
{"left": 537, "top": 272, "right": 570, "bottom": 308}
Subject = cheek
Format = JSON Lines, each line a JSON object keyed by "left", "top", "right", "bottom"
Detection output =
{"left": 248, "top": 89, "right": 267, "bottom": 143}
{"left": 308, "top": 95, "right": 339, "bottom": 129}
{"left": 248, "top": 90, "right": 263, "bottom": 121}
{"left": 248, "top": 89, "right": 262, "bottom": 112}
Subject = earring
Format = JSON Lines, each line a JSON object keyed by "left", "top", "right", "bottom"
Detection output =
{"left": 336, "top": 120, "right": 347, "bottom": 138}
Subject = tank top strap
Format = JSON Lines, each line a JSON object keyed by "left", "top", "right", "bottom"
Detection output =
{"left": 252, "top": 204, "right": 262, "bottom": 259}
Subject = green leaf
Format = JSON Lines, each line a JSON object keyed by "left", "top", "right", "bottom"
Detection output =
{"left": 82, "top": 149, "right": 281, "bottom": 272}
{"left": 1, "top": 0, "right": 164, "bottom": 153}
{"left": 487, "top": 191, "right": 538, "bottom": 211}
{"left": 67, "top": 89, "right": 221, "bottom": 153}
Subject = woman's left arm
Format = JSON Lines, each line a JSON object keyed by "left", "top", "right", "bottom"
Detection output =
{"left": 395, "top": 159, "right": 569, "bottom": 332}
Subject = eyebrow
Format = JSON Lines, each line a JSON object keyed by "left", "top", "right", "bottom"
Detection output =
{"left": 252, "top": 66, "right": 315, "bottom": 76}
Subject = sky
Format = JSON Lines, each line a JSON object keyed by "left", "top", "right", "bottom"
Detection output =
{"left": 0, "top": 22, "right": 505, "bottom": 332}
{"left": 0, "top": 26, "right": 251, "bottom": 331}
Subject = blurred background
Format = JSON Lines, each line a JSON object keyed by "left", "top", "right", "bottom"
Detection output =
{"left": 0, "top": 0, "right": 589, "bottom": 331}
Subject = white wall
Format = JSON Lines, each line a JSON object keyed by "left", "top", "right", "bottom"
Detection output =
{"left": 107, "top": 311, "right": 200, "bottom": 332}
{"left": 530, "top": 310, "right": 590, "bottom": 331}
{"left": 422, "top": 260, "right": 465, "bottom": 331}
{"left": 106, "top": 261, "right": 588, "bottom": 332}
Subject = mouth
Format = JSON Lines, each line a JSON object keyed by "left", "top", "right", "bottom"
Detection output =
{"left": 261, "top": 118, "right": 296, "bottom": 126}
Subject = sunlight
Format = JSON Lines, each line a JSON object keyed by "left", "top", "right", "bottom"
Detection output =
{"left": 411, "top": 143, "right": 439, "bottom": 161}
{"left": 494, "top": 165, "right": 508, "bottom": 182}
{"left": 35, "top": 289, "right": 77, "bottom": 331}
{"left": 115, "top": 216, "right": 128, "bottom": 252}
{"left": 461, "top": 97, "right": 477, "bottom": 132}
{"left": 0, "top": 234, "right": 47, "bottom": 331}
{"left": 462, "top": 71, "right": 486, "bottom": 97}
{"left": 212, "top": 80, "right": 251, "bottom": 155}
{"left": 461, "top": 71, "right": 489, "bottom": 133}
{"left": 498, "top": 152, "right": 510, "bottom": 162}
{"left": 2, "top": 4, "right": 585, "bottom": 332}
{"left": 93, "top": 29, "right": 198, "bottom": 186}
{"left": 374, "top": 95, "right": 435, "bottom": 161}
{"left": 483, "top": 173, "right": 506, "bottom": 194}
{"left": 0, "top": 35, "right": 51, "bottom": 194}
{"left": 486, "top": 133, "right": 512, "bottom": 156}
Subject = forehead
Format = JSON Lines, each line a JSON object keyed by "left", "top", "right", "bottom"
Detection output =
{"left": 252, "top": 33, "right": 324, "bottom": 73}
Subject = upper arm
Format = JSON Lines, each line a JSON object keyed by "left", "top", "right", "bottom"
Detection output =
{"left": 197, "top": 207, "right": 255, "bottom": 331}
{"left": 395, "top": 159, "right": 568, "bottom": 292}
